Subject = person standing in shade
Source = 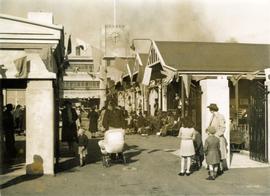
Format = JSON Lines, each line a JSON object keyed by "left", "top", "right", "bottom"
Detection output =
{"left": 204, "top": 126, "right": 221, "bottom": 180}
{"left": 207, "top": 103, "right": 228, "bottom": 175}
{"left": 177, "top": 117, "right": 196, "bottom": 176}
{"left": 3, "top": 104, "right": 16, "bottom": 158}
{"left": 61, "top": 101, "right": 78, "bottom": 153}
{"left": 88, "top": 106, "right": 99, "bottom": 138}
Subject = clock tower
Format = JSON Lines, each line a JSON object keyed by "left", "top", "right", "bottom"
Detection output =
{"left": 101, "top": 24, "right": 130, "bottom": 58}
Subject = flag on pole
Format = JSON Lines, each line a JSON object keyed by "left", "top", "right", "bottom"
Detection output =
{"left": 67, "top": 35, "right": 72, "bottom": 55}
{"left": 91, "top": 46, "right": 104, "bottom": 72}
{"left": 182, "top": 74, "right": 192, "bottom": 98}
{"left": 13, "top": 56, "right": 29, "bottom": 78}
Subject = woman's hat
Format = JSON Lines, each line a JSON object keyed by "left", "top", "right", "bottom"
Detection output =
{"left": 207, "top": 126, "right": 216, "bottom": 134}
{"left": 207, "top": 103, "right": 219, "bottom": 111}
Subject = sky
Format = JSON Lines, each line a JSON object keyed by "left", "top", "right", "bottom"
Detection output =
{"left": 1, "top": 0, "right": 270, "bottom": 54}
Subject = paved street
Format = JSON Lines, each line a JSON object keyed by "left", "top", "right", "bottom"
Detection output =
{"left": 1, "top": 135, "right": 270, "bottom": 196}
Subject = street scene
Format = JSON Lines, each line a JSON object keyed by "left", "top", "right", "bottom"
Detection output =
{"left": 1, "top": 0, "right": 270, "bottom": 195}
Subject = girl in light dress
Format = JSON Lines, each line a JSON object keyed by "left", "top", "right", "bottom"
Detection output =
{"left": 178, "top": 117, "right": 196, "bottom": 176}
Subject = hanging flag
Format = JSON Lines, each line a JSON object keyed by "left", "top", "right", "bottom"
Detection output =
{"left": 136, "top": 65, "right": 145, "bottom": 83}
{"left": 162, "top": 69, "right": 175, "bottom": 84}
{"left": 67, "top": 35, "right": 72, "bottom": 55}
{"left": 142, "top": 67, "right": 152, "bottom": 85}
{"left": 75, "top": 38, "right": 88, "bottom": 51}
{"left": 91, "top": 46, "right": 104, "bottom": 72}
{"left": 182, "top": 74, "right": 192, "bottom": 98}
{"left": 14, "top": 56, "right": 29, "bottom": 78}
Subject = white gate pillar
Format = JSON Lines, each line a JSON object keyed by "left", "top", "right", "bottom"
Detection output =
{"left": 26, "top": 80, "right": 54, "bottom": 174}
{"left": 200, "top": 77, "right": 230, "bottom": 167}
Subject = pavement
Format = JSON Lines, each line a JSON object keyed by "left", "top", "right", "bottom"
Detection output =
{"left": 1, "top": 134, "right": 270, "bottom": 196}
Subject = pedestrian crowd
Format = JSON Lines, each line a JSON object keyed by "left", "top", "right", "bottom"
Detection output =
{"left": 2, "top": 103, "right": 26, "bottom": 161}
{"left": 60, "top": 99, "right": 228, "bottom": 180}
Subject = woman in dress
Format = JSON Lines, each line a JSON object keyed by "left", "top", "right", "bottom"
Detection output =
{"left": 177, "top": 117, "right": 196, "bottom": 176}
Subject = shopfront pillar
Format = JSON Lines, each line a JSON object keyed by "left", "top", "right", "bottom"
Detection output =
{"left": 162, "top": 84, "right": 167, "bottom": 111}
{"left": 200, "top": 77, "right": 230, "bottom": 167}
{"left": 265, "top": 81, "right": 270, "bottom": 163}
{"left": 26, "top": 80, "right": 54, "bottom": 174}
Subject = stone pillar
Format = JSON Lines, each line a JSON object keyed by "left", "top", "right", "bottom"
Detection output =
{"left": 265, "top": 81, "right": 270, "bottom": 163}
{"left": 200, "top": 77, "right": 230, "bottom": 167}
{"left": 26, "top": 80, "right": 54, "bottom": 174}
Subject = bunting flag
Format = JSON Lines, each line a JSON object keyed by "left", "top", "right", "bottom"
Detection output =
{"left": 107, "top": 66, "right": 123, "bottom": 83}
{"left": 182, "top": 74, "right": 192, "bottom": 98}
{"left": 91, "top": 46, "right": 104, "bottom": 72}
{"left": 67, "top": 35, "right": 72, "bottom": 55}
{"left": 13, "top": 56, "right": 29, "bottom": 78}
{"left": 136, "top": 65, "right": 145, "bottom": 83}
{"left": 98, "top": 61, "right": 107, "bottom": 81}
{"left": 162, "top": 69, "right": 175, "bottom": 84}
{"left": 142, "top": 67, "right": 152, "bottom": 85}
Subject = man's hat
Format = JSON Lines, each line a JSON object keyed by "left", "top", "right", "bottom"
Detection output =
{"left": 207, "top": 126, "right": 216, "bottom": 134}
{"left": 207, "top": 103, "right": 219, "bottom": 111}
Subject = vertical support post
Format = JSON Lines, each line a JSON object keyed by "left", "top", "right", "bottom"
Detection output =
{"left": 26, "top": 80, "right": 55, "bottom": 174}
{"left": 181, "top": 77, "right": 185, "bottom": 118}
{"left": 235, "top": 81, "right": 239, "bottom": 126}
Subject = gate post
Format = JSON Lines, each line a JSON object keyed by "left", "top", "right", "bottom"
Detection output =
{"left": 200, "top": 77, "right": 230, "bottom": 167}
{"left": 26, "top": 80, "right": 55, "bottom": 174}
{"left": 265, "top": 81, "right": 270, "bottom": 163}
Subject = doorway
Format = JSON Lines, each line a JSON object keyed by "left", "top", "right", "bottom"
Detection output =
{"left": 2, "top": 79, "right": 27, "bottom": 175}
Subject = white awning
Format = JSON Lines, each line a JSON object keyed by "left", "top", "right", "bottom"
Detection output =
{"left": 0, "top": 50, "right": 56, "bottom": 79}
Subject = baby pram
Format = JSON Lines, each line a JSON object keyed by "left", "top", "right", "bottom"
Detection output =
{"left": 98, "top": 128, "right": 127, "bottom": 167}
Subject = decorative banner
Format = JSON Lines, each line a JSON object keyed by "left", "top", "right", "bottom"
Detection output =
{"left": 264, "top": 68, "right": 270, "bottom": 82}
{"left": 142, "top": 67, "right": 152, "bottom": 85}
{"left": 182, "top": 74, "right": 191, "bottom": 98}
{"left": 91, "top": 46, "right": 104, "bottom": 72}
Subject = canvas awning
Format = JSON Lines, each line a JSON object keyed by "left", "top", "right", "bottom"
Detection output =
{"left": 0, "top": 50, "right": 56, "bottom": 79}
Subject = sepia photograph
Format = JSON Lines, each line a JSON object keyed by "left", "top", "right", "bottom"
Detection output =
{"left": 0, "top": 0, "right": 270, "bottom": 195}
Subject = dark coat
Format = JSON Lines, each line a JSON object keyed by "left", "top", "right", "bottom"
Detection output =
{"left": 88, "top": 111, "right": 99, "bottom": 133}
{"left": 78, "top": 134, "right": 88, "bottom": 147}
{"left": 193, "top": 131, "right": 204, "bottom": 157}
{"left": 102, "top": 108, "right": 125, "bottom": 130}
{"left": 204, "top": 135, "right": 221, "bottom": 165}
{"left": 61, "top": 107, "right": 78, "bottom": 142}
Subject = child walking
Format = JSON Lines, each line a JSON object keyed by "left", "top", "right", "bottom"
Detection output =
{"left": 204, "top": 126, "right": 221, "bottom": 180}
{"left": 78, "top": 128, "right": 88, "bottom": 167}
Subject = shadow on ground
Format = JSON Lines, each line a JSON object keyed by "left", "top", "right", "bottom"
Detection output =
{"left": 0, "top": 174, "right": 43, "bottom": 189}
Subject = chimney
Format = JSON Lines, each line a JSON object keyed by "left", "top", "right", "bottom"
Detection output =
{"left": 27, "top": 12, "right": 54, "bottom": 25}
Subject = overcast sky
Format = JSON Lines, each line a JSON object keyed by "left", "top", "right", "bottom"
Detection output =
{"left": 1, "top": 0, "right": 270, "bottom": 52}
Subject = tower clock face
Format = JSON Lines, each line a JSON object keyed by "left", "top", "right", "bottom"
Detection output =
{"left": 104, "top": 25, "right": 129, "bottom": 57}
{"left": 109, "top": 31, "right": 121, "bottom": 44}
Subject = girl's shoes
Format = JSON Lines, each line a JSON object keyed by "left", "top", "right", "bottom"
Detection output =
{"left": 185, "top": 172, "right": 191, "bottom": 176}
{"left": 178, "top": 172, "right": 185, "bottom": 176}
{"left": 206, "top": 176, "right": 215, "bottom": 180}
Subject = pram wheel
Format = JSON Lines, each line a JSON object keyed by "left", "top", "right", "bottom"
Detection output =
{"left": 102, "top": 155, "right": 111, "bottom": 167}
